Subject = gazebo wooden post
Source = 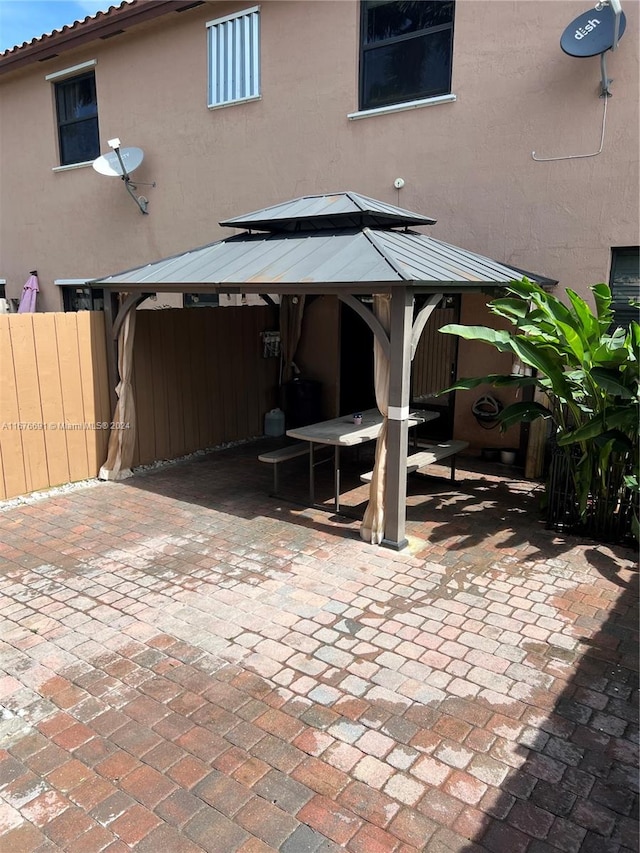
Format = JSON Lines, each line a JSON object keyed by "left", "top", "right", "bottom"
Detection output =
{"left": 383, "top": 286, "right": 414, "bottom": 550}
{"left": 103, "top": 289, "right": 119, "bottom": 413}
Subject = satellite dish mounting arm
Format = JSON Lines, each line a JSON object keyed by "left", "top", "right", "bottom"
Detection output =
{"left": 112, "top": 146, "right": 150, "bottom": 215}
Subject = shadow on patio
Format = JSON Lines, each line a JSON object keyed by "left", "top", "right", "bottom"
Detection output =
{"left": 121, "top": 441, "right": 640, "bottom": 849}
{"left": 0, "top": 440, "right": 636, "bottom": 851}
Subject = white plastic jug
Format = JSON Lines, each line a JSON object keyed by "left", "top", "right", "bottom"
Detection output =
{"left": 264, "top": 408, "right": 285, "bottom": 436}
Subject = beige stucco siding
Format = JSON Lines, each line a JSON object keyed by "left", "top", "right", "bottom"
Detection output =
{"left": 0, "top": 1, "right": 638, "bottom": 450}
{"left": 1, "top": 0, "right": 637, "bottom": 310}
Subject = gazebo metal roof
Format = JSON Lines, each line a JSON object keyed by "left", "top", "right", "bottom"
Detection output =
{"left": 91, "top": 192, "right": 555, "bottom": 293}
{"left": 219, "top": 191, "right": 437, "bottom": 232}
{"left": 92, "top": 192, "right": 555, "bottom": 552}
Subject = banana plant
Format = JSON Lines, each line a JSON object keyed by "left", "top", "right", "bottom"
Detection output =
{"left": 439, "top": 279, "right": 639, "bottom": 539}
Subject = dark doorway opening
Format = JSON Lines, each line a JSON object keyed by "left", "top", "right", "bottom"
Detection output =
{"left": 339, "top": 299, "right": 376, "bottom": 416}
{"left": 339, "top": 295, "right": 460, "bottom": 440}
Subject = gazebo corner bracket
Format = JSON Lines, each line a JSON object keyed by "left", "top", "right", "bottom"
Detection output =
{"left": 410, "top": 293, "right": 443, "bottom": 360}
{"left": 338, "top": 294, "right": 390, "bottom": 360}
{"left": 112, "top": 292, "right": 155, "bottom": 340}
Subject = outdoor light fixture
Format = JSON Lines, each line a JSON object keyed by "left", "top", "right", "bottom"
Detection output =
{"left": 92, "top": 138, "right": 155, "bottom": 215}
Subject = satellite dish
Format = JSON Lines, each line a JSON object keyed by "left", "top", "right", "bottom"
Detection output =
{"left": 561, "top": 5, "right": 626, "bottom": 58}
{"left": 93, "top": 147, "right": 144, "bottom": 177}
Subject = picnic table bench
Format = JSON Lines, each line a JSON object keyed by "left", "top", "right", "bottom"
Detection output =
{"left": 258, "top": 443, "right": 309, "bottom": 494}
{"left": 360, "top": 439, "right": 469, "bottom": 484}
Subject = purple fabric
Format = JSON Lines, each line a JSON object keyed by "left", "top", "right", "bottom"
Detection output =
{"left": 17, "top": 274, "right": 39, "bottom": 313}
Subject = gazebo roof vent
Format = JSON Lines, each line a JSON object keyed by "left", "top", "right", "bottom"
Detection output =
{"left": 220, "top": 191, "right": 437, "bottom": 233}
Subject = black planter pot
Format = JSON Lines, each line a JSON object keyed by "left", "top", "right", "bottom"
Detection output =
{"left": 546, "top": 446, "right": 636, "bottom": 545}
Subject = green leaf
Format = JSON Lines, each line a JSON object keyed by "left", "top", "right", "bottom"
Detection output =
{"left": 594, "top": 429, "right": 634, "bottom": 454}
{"left": 438, "top": 324, "right": 513, "bottom": 352}
{"left": 557, "top": 416, "right": 605, "bottom": 445}
{"left": 556, "top": 320, "right": 586, "bottom": 364}
{"left": 603, "top": 404, "right": 640, "bottom": 432}
{"left": 498, "top": 401, "right": 551, "bottom": 429}
{"left": 590, "top": 368, "right": 634, "bottom": 399}
{"left": 504, "top": 278, "right": 542, "bottom": 300}
{"left": 628, "top": 321, "right": 640, "bottom": 361}
{"left": 565, "top": 288, "right": 599, "bottom": 343}
{"left": 490, "top": 298, "right": 529, "bottom": 324}
{"left": 509, "top": 337, "right": 572, "bottom": 398}
{"left": 592, "top": 283, "right": 613, "bottom": 328}
{"left": 436, "top": 374, "right": 538, "bottom": 395}
{"left": 624, "top": 473, "right": 639, "bottom": 491}
{"left": 592, "top": 339, "right": 631, "bottom": 366}
{"left": 436, "top": 376, "right": 494, "bottom": 394}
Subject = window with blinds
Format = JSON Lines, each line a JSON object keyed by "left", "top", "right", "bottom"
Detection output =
{"left": 610, "top": 247, "right": 639, "bottom": 329}
{"left": 207, "top": 7, "right": 260, "bottom": 109}
{"left": 55, "top": 72, "right": 100, "bottom": 166}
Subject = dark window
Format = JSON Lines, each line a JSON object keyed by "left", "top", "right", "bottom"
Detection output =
{"left": 184, "top": 294, "right": 220, "bottom": 308}
{"left": 55, "top": 72, "right": 100, "bottom": 166}
{"left": 360, "top": 1, "right": 454, "bottom": 111}
{"left": 62, "top": 286, "right": 104, "bottom": 312}
{"left": 610, "top": 247, "right": 639, "bottom": 329}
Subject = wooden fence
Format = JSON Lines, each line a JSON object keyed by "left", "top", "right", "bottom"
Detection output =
{"left": 0, "top": 307, "right": 280, "bottom": 500}
{"left": 0, "top": 312, "right": 111, "bottom": 500}
{"left": 131, "top": 306, "right": 279, "bottom": 466}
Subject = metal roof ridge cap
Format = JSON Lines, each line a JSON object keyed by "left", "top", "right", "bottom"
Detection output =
{"left": 362, "top": 228, "right": 410, "bottom": 281}
{"left": 345, "top": 191, "right": 366, "bottom": 213}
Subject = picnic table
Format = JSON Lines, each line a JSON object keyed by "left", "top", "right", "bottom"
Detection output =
{"left": 285, "top": 407, "right": 439, "bottom": 513}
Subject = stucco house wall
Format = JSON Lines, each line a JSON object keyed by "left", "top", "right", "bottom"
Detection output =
{"left": 1, "top": 0, "right": 638, "bottom": 450}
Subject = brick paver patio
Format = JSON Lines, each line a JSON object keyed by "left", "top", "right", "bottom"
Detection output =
{"left": 0, "top": 441, "right": 637, "bottom": 852}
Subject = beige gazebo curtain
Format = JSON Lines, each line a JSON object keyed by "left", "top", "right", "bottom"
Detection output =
{"left": 279, "top": 295, "right": 306, "bottom": 383}
{"left": 99, "top": 308, "right": 137, "bottom": 481}
{"left": 360, "top": 294, "right": 391, "bottom": 544}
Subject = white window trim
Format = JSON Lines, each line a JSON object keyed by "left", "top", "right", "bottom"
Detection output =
{"left": 207, "top": 94, "right": 261, "bottom": 112}
{"left": 45, "top": 59, "right": 97, "bottom": 82}
{"left": 52, "top": 161, "right": 95, "bottom": 173}
{"left": 348, "top": 93, "right": 457, "bottom": 121}
{"left": 206, "top": 5, "right": 259, "bottom": 29}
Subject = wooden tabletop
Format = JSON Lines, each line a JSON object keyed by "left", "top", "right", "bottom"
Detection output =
{"left": 286, "top": 408, "right": 439, "bottom": 447}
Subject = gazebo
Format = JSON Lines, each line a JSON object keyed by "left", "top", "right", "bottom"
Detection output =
{"left": 90, "top": 192, "right": 553, "bottom": 550}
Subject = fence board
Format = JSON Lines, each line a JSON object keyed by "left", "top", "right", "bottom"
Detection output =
{"left": 219, "top": 310, "right": 237, "bottom": 442}
{"left": 0, "top": 442, "right": 6, "bottom": 502}
{"left": 165, "top": 311, "right": 186, "bottom": 458}
{"left": 32, "top": 313, "right": 70, "bottom": 488}
{"left": 131, "top": 312, "right": 156, "bottom": 466}
{"left": 55, "top": 314, "right": 91, "bottom": 482}
{"left": 208, "top": 309, "right": 225, "bottom": 447}
{"left": 178, "top": 312, "right": 198, "bottom": 454}
{"left": 149, "top": 312, "right": 171, "bottom": 462}
{"left": 128, "top": 306, "right": 278, "bottom": 463}
{"left": 235, "top": 310, "right": 250, "bottom": 439}
{"left": 90, "top": 312, "right": 112, "bottom": 468}
{"left": 77, "top": 312, "right": 108, "bottom": 473}
{"left": 0, "top": 317, "right": 27, "bottom": 498}
{"left": 9, "top": 315, "right": 49, "bottom": 493}
{"left": 190, "top": 311, "right": 209, "bottom": 450}
{"left": 0, "top": 312, "right": 110, "bottom": 501}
